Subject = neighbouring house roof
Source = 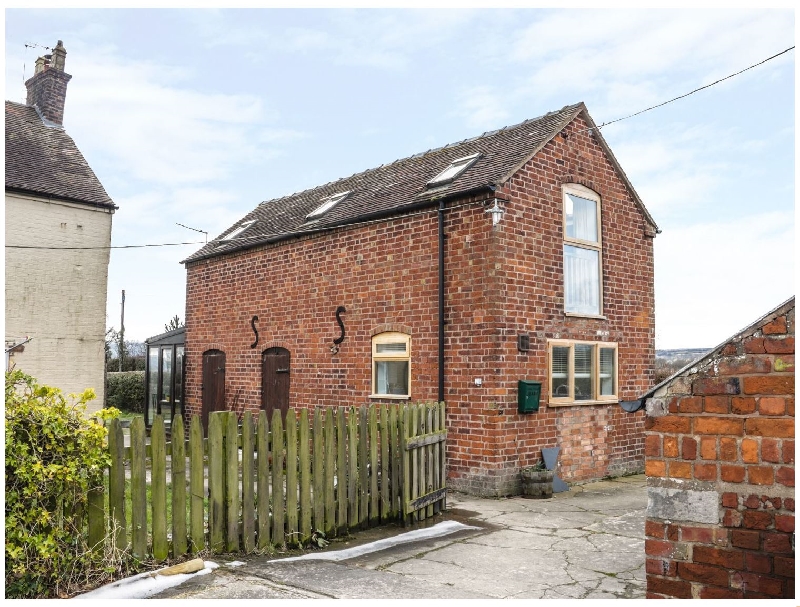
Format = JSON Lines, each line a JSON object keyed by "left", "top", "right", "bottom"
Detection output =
{"left": 145, "top": 326, "right": 185, "bottom": 346}
{"left": 4, "top": 101, "right": 116, "bottom": 210}
{"left": 184, "top": 102, "right": 658, "bottom": 264}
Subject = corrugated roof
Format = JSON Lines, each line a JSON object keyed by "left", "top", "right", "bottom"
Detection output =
{"left": 184, "top": 102, "right": 656, "bottom": 263}
{"left": 5, "top": 101, "right": 115, "bottom": 209}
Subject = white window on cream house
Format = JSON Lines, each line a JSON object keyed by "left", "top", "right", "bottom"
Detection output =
{"left": 549, "top": 340, "right": 618, "bottom": 405}
{"left": 563, "top": 184, "right": 603, "bottom": 316}
{"left": 371, "top": 332, "right": 410, "bottom": 398}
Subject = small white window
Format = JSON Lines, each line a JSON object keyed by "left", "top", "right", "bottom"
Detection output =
{"left": 427, "top": 153, "right": 480, "bottom": 186}
{"left": 563, "top": 185, "right": 603, "bottom": 316}
{"left": 221, "top": 220, "right": 256, "bottom": 241}
{"left": 306, "top": 191, "right": 350, "bottom": 220}
{"left": 549, "top": 340, "right": 618, "bottom": 405}
{"left": 371, "top": 332, "right": 410, "bottom": 398}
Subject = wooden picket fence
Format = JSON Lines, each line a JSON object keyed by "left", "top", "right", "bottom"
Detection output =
{"left": 86, "top": 402, "right": 446, "bottom": 561}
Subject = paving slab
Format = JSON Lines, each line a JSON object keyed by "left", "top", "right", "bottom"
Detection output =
{"left": 150, "top": 474, "right": 648, "bottom": 600}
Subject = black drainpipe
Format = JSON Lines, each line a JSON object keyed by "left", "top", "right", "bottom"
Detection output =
{"left": 438, "top": 199, "right": 445, "bottom": 403}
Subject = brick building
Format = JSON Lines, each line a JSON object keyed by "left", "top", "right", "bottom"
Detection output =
{"left": 643, "top": 297, "right": 795, "bottom": 599}
{"left": 5, "top": 41, "right": 116, "bottom": 412}
{"left": 182, "top": 102, "right": 658, "bottom": 495}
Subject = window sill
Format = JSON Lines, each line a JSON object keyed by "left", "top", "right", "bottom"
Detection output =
{"left": 548, "top": 399, "right": 619, "bottom": 407}
{"left": 370, "top": 394, "right": 411, "bottom": 400}
{"left": 564, "top": 312, "right": 607, "bottom": 320}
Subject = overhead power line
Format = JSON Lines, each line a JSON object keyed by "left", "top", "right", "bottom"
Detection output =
{"left": 597, "top": 46, "right": 795, "bottom": 129}
{"left": 6, "top": 240, "right": 206, "bottom": 250}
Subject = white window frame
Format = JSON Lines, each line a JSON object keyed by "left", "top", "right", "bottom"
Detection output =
{"left": 562, "top": 184, "right": 603, "bottom": 317}
{"left": 548, "top": 339, "right": 618, "bottom": 406}
{"left": 371, "top": 332, "right": 411, "bottom": 399}
{"left": 221, "top": 220, "right": 256, "bottom": 241}
{"left": 427, "top": 153, "right": 480, "bottom": 186}
{"left": 306, "top": 191, "right": 350, "bottom": 221}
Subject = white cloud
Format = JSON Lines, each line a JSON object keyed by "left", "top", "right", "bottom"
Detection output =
{"left": 654, "top": 210, "right": 794, "bottom": 349}
{"left": 452, "top": 85, "right": 511, "bottom": 130}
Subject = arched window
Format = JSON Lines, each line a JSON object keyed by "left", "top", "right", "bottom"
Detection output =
{"left": 563, "top": 184, "right": 603, "bottom": 316}
{"left": 371, "top": 332, "right": 411, "bottom": 398}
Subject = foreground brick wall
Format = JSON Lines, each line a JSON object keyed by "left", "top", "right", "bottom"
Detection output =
{"left": 644, "top": 299, "right": 795, "bottom": 599}
{"left": 185, "top": 112, "right": 655, "bottom": 494}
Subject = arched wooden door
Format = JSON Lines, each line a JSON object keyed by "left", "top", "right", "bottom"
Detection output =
{"left": 262, "top": 347, "right": 290, "bottom": 419}
{"left": 202, "top": 349, "right": 226, "bottom": 430}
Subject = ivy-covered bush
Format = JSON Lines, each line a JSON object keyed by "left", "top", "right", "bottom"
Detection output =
{"left": 106, "top": 370, "right": 145, "bottom": 413}
{"left": 5, "top": 370, "right": 118, "bottom": 598}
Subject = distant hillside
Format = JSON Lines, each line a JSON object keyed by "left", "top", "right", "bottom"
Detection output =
{"left": 656, "top": 348, "right": 712, "bottom": 364}
{"left": 655, "top": 348, "right": 713, "bottom": 383}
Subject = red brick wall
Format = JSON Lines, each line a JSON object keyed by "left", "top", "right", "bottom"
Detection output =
{"left": 644, "top": 302, "right": 795, "bottom": 599}
{"left": 184, "top": 112, "right": 655, "bottom": 495}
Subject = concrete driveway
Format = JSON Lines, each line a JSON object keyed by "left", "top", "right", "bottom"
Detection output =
{"left": 152, "top": 474, "right": 647, "bottom": 600}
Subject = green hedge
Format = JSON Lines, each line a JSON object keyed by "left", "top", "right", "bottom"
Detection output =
{"left": 5, "top": 370, "right": 118, "bottom": 598}
{"left": 106, "top": 371, "right": 145, "bottom": 413}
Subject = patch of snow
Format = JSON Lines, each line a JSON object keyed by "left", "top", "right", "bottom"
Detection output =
{"left": 225, "top": 560, "right": 246, "bottom": 567}
{"left": 73, "top": 561, "right": 218, "bottom": 600}
{"left": 273, "top": 520, "right": 481, "bottom": 562}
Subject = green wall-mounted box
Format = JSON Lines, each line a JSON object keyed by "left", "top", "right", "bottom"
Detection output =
{"left": 518, "top": 380, "right": 542, "bottom": 414}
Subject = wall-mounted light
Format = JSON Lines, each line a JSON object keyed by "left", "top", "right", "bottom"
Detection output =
{"left": 485, "top": 198, "right": 504, "bottom": 226}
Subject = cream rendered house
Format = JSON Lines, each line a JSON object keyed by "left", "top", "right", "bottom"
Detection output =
{"left": 5, "top": 41, "right": 116, "bottom": 412}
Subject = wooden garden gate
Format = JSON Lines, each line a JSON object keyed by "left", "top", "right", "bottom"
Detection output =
{"left": 401, "top": 401, "right": 447, "bottom": 523}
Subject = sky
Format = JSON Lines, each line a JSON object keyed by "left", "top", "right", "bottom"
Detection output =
{"left": 4, "top": 7, "right": 795, "bottom": 349}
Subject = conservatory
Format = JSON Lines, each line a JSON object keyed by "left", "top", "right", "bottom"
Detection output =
{"left": 143, "top": 327, "right": 185, "bottom": 428}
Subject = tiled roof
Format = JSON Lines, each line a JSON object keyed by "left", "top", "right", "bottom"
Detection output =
{"left": 5, "top": 101, "right": 115, "bottom": 209}
{"left": 185, "top": 102, "right": 655, "bottom": 263}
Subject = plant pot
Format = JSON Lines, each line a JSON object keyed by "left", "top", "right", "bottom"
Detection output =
{"left": 521, "top": 468, "right": 554, "bottom": 498}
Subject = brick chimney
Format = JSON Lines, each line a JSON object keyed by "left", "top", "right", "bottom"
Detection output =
{"left": 25, "top": 40, "right": 72, "bottom": 125}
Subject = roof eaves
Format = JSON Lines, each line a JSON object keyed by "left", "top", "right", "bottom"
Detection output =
{"left": 182, "top": 184, "right": 495, "bottom": 265}
{"left": 5, "top": 186, "right": 118, "bottom": 211}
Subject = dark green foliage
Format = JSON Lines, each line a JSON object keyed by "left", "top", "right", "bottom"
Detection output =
{"left": 106, "top": 371, "right": 145, "bottom": 413}
{"left": 5, "top": 370, "right": 118, "bottom": 598}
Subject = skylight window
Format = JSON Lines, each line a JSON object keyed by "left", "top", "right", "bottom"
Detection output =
{"left": 427, "top": 153, "right": 480, "bottom": 187}
{"left": 306, "top": 191, "right": 350, "bottom": 220}
{"left": 221, "top": 220, "right": 256, "bottom": 241}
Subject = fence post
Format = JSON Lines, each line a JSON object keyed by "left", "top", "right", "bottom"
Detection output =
{"left": 285, "top": 409, "right": 299, "bottom": 546}
{"left": 379, "top": 404, "right": 389, "bottom": 522}
{"left": 171, "top": 415, "right": 188, "bottom": 557}
{"left": 347, "top": 407, "right": 358, "bottom": 529}
{"left": 208, "top": 412, "right": 225, "bottom": 552}
{"left": 271, "top": 410, "right": 285, "bottom": 548}
{"left": 130, "top": 416, "right": 148, "bottom": 558}
{"left": 87, "top": 463, "right": 105, "bottom": 553}
{"left": 359, "top": 406, "right": 368, "bottom": 528}
{"left": 189, "top": 415, "right": 205, "bottom": 553}
{"left": 241, "top": 411, "right": 255, "bottom": 553}
{"left": 151, "top": 416, "right": 168, "bottom": 560}
{"left": 256, "top": 411, "right": 270, "bottom": 550}
{"left": 107, "top": 417, "right": 127, "bottom": 551}
{"left": 299, "top": 409, "right": 311, "bottom": 542}
{"left": 389, "top": 404, "right": 399, "bottom": 518}
{"left": 400, "top": 405, "right": 409, "bottom": 526}
{"left": 312, "top": 408, "right": 324, "bottom": 532}
{"left": 439, "top": 401, "right": 446, "bottom": 513}
{"left": 225, "top": 412, "right": 240, "bottom": 553}
{"left": 369, "top": 404, "right": 378, "bottom": 525}
{"left": 335, "top": 407, "right": 347, "bottom": 535}
{"left": 324, "top": 408, "right": 336, "bottom": 536}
